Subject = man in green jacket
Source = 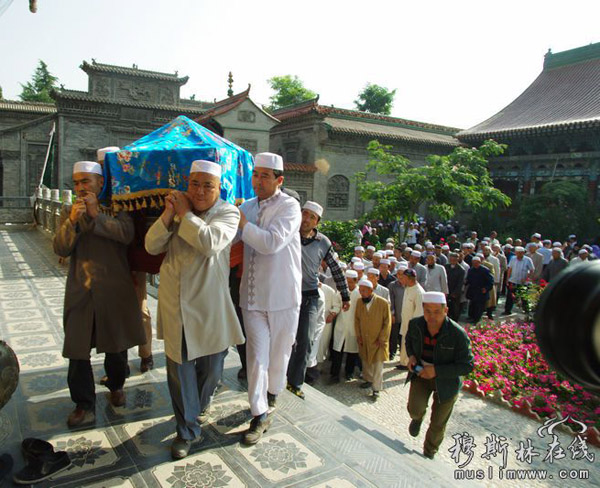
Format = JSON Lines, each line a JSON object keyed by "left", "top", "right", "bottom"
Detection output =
{"left": 405, "top": 291, "right": 474, "bottom": 459}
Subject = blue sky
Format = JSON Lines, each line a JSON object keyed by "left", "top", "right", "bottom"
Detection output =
{"left": 1, "top": 0, "right": 598, "bottom": 129}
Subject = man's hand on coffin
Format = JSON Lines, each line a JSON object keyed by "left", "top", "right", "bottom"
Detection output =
{"left": 161, "top": 193, "right": 177, "bottom": 227}
{"left": 171, "top": 190, "right": 192, "bottom": 217}
{"left": 82, "top": 191, "right": 100, "bottom": 219}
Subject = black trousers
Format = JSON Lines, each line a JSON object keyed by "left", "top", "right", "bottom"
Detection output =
{"left": 388, "top": 322, "right": 400, "bottom": 359}
{"left": 447, "top": 297, "right": 461, "bottom": 321}
{"left": 505, "top": 283, "right": 528, "bottom": 314}
{"left": 330, "top": 350, "right": 359, "bottom": 378}
{"left": 68, "top": 350, "right": 128, "bottom": 411}
{"left": 468, "top": 300, "right": 486, "bottom": 324}
{"left": 287, "top": 294, "right": 319, "bottom": 388}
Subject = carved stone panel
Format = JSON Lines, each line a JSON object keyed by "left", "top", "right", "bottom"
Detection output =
{"left": 237, "top": 110, "right": 256, "bottom": 123}
{"left": 327, "top": 175, "right": 349, "bottom": 209}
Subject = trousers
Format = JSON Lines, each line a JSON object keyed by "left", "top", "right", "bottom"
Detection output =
{"left": 287, "top": 295, "right": 319, "bottom": 388}
{"left": 134, "top": 272, "right": 153, "bottom": 359}
{"left": 243, "top": 307, "right": 300, "bottom": 416}
{"left": 362, "top": 361, "right": 384, "bottom": 391}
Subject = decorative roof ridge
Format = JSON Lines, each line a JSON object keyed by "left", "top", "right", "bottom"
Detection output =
{"left": 544, "top": 42, "right": 600, "bottom": 70}
{"left": 0, "top": 99, "right": 56, "bottom": 109}
{"left": 210, "top": 85, "right": 251, "bottom": 109}
{"left": 271, "top": 96, "right": 320, "bottom": 115}
{"left": 80, "top": 60, "right": 189, "bottom": 84}
{"left": 457, "top": 117, "right": 600, "bottom": 140}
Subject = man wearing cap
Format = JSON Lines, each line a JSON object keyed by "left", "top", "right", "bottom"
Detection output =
{"left": 571, "top": 248, "right": 591, "bottom": 264}
{"left": 408, "top": 250, "right": 427, "bottom": 287}
{"left": 354, "top": 245, "right": 365, "bottom": 260}
{"left": 423, "top": 253, "right": 448, "bottom": 295}
{"left": 286, "top": 201, "right": 350, "bottom": 399}
{"left": 398, "top": 268, "right": 425, "bottom": 369}
{"left": 542, "top": 247, "right": 569, "bottom": 282}
{"left": 378, "top": 258, "right": 396, "bottom": 288}
{"left": 363, "top": 246, "right": 375, "bottom": 268}
{"left": 145, "top": 160, "right": 245, "bottom": 458}
{"left": 366, "top": 268, "right": 390, "bottom": 302}
{"left": 388, "top": 263, "right": 407, "bottom": 360}
{"left": 405, "top": 291, "right": 474, "bottom": 459}
{"left": 503, "top": 247, "right": 535, "bottom": 315}
{"left": 54, "top": 161, "right": 145, "bottom": 427}
{"left": 465, "top": 256, "right": 494, "bottom": 323}
{"left": 539, "top": 240, "right": 553, "bottom": 269}
{"left": 565, "top": 235, "right": 578, "bottom": 260}
{"left": 355, "top": 279, "right": 392, "bottom": 400}
{"left": 236, "top": 152, "right": 302, "bottom": 445}
{"left": 526, "top": 243, "right": 544, "bottom": 282}
{"left": 444, "top": 253, "right": 465, "bottom": 322}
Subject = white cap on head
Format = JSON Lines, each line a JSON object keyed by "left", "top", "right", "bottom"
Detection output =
{"left": 353, "top": 262, "right": 365, "bottom": 270}
{"left": 380, "top": 258, "right": 390, "bottom": 265}
{"left": 355, "top": 245, "right": 365, "bottom": 251}
{"left": 73, "top": 161, "right": 103, "bottom": 176}
{"left": 351, "top": 256, "right": 362, "bottom": 263}
{"left": 442, "top": 245, "right": 450, "bottom": 250}
{"left": 569, "top": 234, "right": 576, "bottom": 239}
{"left": 396, "top": 262, "right": 408, "bottom": 272}
{"left": 422, "top": 291, "right": 447, "bottom": 305}
{"left": 532, "top": 233, "right": 542, "bottom": 239}
{"left": 303, "top": 201, "right": 323, "bottom": 218}
{"left": 543, "top": 239, "right": 551, "bottom": 244}
{"left": 367, "top": 267, "right": 380, "bottom": 276}
{"left": 411, "top": 250, "right": 421, "bottom": 258}
{"left": 254, "top": 152, "right": 283, "bottom": 171}
{"left": 526, "top": 242, "right": 537, "bottom": 249}
{"left": 373, "top": 252, "right": 383, "bottom": 258}
{"left": 515, "top": 246, "right": 525, "bottom": 252}
{"left": 476, "top": 253, "right": 484, "bottom": 259}
{"left": 385, "top": 250, "right": 394, "bottom": 256}
{"left": 97, "top": 146, "right": 120, "bottom": 161}
{"left": 472, "top": 256, "right": 481, "bottom": 262}
{"left": 552, "top": 247, "right": 562, "bottom": 253}
{"left": 414, "top": 244, "right": 423, "bottom": 250}
{"left": 340, "top": 261, "right": 348, "bottom": 269}
{"left": 504, "top": 243, "right": 513, "bottom": 249}
{"left": 579, "top": 249, "right": 588, "bottom": 255}
{"left": 367, "top": 245, "right": 376, "bottom": 251}
{"left": 358, "top": 278, "right": 373, "bottom": 289}
{"left": 552, "top": 241, "right": 562, "bottom": 247}
{"left": 191, "top": 160, "right": 221, "bottom": 177}
{"left": 345, "top": 270, "right": 358, "bottom": 279}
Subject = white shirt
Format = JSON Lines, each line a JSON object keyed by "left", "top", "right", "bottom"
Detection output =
{"left": 239, "top": 190, "right": 302, "bottom": 311}
{"left": 508, "top": 256, "right": 535, "bottom": 285}
{"left": 333, "top": 287, "right": 361, "bottom": 353}
{"left": 401, "top": 283, "right": 425, "bottom": 330}
{"left": 424, "top": 264, "right": 448, "bottom": 294}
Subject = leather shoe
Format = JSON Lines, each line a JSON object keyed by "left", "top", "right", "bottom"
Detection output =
{"left": 423, "top": 450, "right": 435, "bottom": 459}
{"left": 67, "top": 408, "right": 95, "bottom": 427}
{"left": 109, "top": 389, "right": 126, "bottom": 407}
{"left": 171, "top": 436, "right": 195, "bottom": 460}
{"left": 409, "top": 419, "right": 422, "bottom": 437}
{"left": 359, "top": 381, "right": 372, "bottom": 389}
{"left": 140, "top": 355, "right": 154, "bottom": 373}
{"left": 267, "top": 392, "right": 277, "bottom": 408}
{"left": 371, "top": 391, "right": 380, "bottom": 401}
{"left": 13, "top": 451, "right": 71, "bottom": 484}
{"left": 242, "top": 415, "right": 273, "bottom": 445}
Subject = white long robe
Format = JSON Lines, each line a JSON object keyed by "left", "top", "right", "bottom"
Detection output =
{"left": 332, "top": 287, "right": 361, "bottom": 353}
{"left": 315, "top": 283, "right": 342, "bottom": 364}
{"left": 399, "top": 283, "right": 425, "bottom": 364}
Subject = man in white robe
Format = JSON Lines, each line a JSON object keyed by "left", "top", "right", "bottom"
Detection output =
{"left": 145, "top": 160, "right": 244, "bottom": 459}
{"left": 237, "top": 152, "right": 302, "bottom": 445}
{"left": 398, "top": 268, "right": 424, "bottom": 369}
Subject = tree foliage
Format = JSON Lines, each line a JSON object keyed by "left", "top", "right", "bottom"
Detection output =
{"left": 354, "top": 83, "right": 396, "bottom": 115}
{"left": 19, "top": 60, "right": 58, "bottom": 103}
{"left": 319, "top": 219, "right": 359, "bottom": 262}
{"left": 355, "top": 139, "right": 511, "bottom": 225}
{"left": 267, "top": 75, "right": 317, "bottom": 111}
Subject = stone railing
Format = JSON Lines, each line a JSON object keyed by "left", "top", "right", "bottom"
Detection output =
{"left": 33, "top": 188, "right": 73, "bottom": 234}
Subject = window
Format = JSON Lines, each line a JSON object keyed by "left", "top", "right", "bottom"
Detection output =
{"left": 327, "top": 175, "right": 349, "bottom": 209}
{"left": 237, "top": 110, "right": 256, "bottom": 123}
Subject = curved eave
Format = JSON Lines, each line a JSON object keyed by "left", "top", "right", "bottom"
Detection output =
{"left": 327, "top": 127, "right": 459, "bottom": 147}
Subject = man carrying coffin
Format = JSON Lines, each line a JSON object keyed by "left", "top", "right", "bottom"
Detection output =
{"left": 54, "top": 161, "right": 145, "bottom": 427}
{"left": 145, "top": 160, "right": 245, "bottom": 459}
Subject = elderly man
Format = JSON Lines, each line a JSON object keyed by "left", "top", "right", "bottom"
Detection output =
{"left": 408, "top": 250, "right": 427, "bottom": 287}
{"left": 542, "top": 247, "right": 569, "bottom": 282}
{"left": 424, "top": 253, "right": 448, "bottom": 295}
{"left": 355, "top": 279, "right": 392, "bottom": 400}
{"left": 54, "top": 161, "right": 145, "bottom": 427}
{"left": 286, "top": 201, "right": 350, "bottom": 399}
{"left": 145, "top": 160, "right": 244, "bottom": 458}
{"left": 397, "top": 268, "right": 425, "bottom": 369}
{"left": 237, "top": 152, "right": 302, "bottom": 445}
{"left": 444, "top": 253, "right": 465, "bottom": 322}
{"left": 492, "top": 243, "right": 507, "bottom": 296}
{"left": 465, "top": 256, "right": 494, "bottom": 323}
{"left": 388, "top": 263, "right": 407, "bottom": 360}
{"left": 366, "top": 268, "right": 390, "bottom": 302}
{"left": 503, "top": 246, "right": 535, "bottom": 315}
{"left": 527, "top": 242, "right": 544, "bottom": 282}
{"left": 378, "top": 258, "right": 396, "bottom": 287}
{"left": 571, "top": 248, "right": 591, "bottom": 264}
{"left": 406, "top": 292, "right": 474, "bottom": 459}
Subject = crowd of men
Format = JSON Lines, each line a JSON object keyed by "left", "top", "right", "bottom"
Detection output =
{"left": 53, "top": 149, "right": 597, "bottom": 463}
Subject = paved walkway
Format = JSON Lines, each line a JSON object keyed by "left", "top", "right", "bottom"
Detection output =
{"left": 0, "top": 227, "right": 598, "bottom": 487}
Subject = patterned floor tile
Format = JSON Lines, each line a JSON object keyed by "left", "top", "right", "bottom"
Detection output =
{"left": 20, "top": 371, "right": 68, "bottom": 397}
{"left": 0, "top": 283, "right": 29, "bottom": 291}
{"left": 105, "top": 384, "right": 170, "bottom": 419}
{"left": 22, "top": 397, "right": 80, "bottom": 433}
{"left": 311, "top": 479, "right": 360, "bottom": 488}
{"left": 18, "top": 350, "right": 67, "bottom": 372}
{"left": 206, "top": 399, "right": 252, "bottom": 436}
{"left": 82, "top": 477, "right": 136, "bottom": 487}
{"left": 0, "top": 290, "right": 34, "bottom": 300}
{"left": 237, "top": 432, "right": 323, "bottom": 482}
{"left": 0, "top": 298, "right": 38, "bottom": 309}
{"left": 4, "top": 308, "right": 44, "bottom": 321}
{"left": 122, "top": 415, "right": 177, "bottom": 458}
{"left": 10, "top": 333, "right": 60, "bottom": 352}
{"left": 151, "top": 450, "right": 245, "bottom": 488}
{"left": 6, "top": 320, "right": 52, "bottom": 334}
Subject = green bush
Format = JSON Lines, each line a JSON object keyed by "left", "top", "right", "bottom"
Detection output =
{"left": 319, "top": 220, "right": 360, "bottom": 262}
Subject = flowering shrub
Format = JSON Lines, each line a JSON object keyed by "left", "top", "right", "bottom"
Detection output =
{"left": 515, "top": 279, "right": 548, "bottom": 316}
{"left": 464, "top": 321, "right": 600, "bottom": 430}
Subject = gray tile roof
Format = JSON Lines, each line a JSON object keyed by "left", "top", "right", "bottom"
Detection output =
{"left": 80, "top": 60, "right": 189, "bottom": 84}
{"left": 0, "top": 100, "right": 56, "bottom": 114}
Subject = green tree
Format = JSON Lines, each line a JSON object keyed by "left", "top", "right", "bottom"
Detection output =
{"left": 19, "top": 60, "right": 58, "bottom": 103}
{"left": 0, "top": 85, "right": 3, "bottom": 100}
{"left": 267, "top": 75, "right": 317, "bottom": 111}
{"left": 355, "top": 139, "right": 511, "bottom": 228}
{"left": 354, "top": 83, "right": 396, "bottom": 115}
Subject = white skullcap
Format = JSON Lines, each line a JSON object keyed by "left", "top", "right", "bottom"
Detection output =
{"left": 543, "top": 239, "right": 551, "bottom": 244}
{"left": 396, "top": 262, "right": 408, "bottom": 272}
{"left": 552, "top": 247, "right": 562, "bottom": 253}
{"left": 358, "top": 278, "right": 373, "bottom": 289}
{"left": 386, "top": 237, "right": 394, "bottom": 243}
{"left": 405, "top": 247, "right": 413, "bottom": 253}
{"left": 353, "top": 262, "right": 365, "bottom": 270}
{"left": 367, "top": 267, "right": 380, "bottom": 276}
{"left": 385, "top": 250, "right": 394, "bottom": 256}
{"left": 515, "top": 246, "right": 525, "bottom": 252}
{"left": 373, "top": 252, "right": 383, "bottom": 258}
{"left": 380, "top": 258, "right": 390, "bottom": 265}
{"left": 504, "top": 243, "right": 513, "bottom": 249}
{"left": 442, "top": 245, "right": 450, "bottom": 250}
{"left": 526, "top": 242, "right": 537, "bottom": 249}
{"left": 414, "top": 244, "right": 423, "bottom": 250}
{"left": 351, "top": 257, "right": 362, "bottom": 263}
{"left": 303, "top": 201, "right": 323, "bottom": 218}
{"left": 345, "top": 270, "right": 358, "bottom": 279}
{"left": 569, "top": 234, "right": 576, "bottom": 239}
{"left": 367, "top": 245, "right": 376, "bottom": 251}
{"left": 579, "top": 249, "right": 588, "bottom": 255}
{"left": 411, "top": 251, "right": 421, "bottom": 258}
{"left": 532, "top": 233, "right": 541, "bottom": 239}
{"left": 73, "top": 161, "right": 103, "bottom": 175}
{"left": 355, "top": 245, "right": 365, "bottom": 251}
{"left": 472, "top": 256, "right": 481, "bottom": 262}
{"left": 389, "top": 257, "right": 397, "bottom": 262}
{"left": 552, "top": 241, "right": 562, "bottom": 247}
{"left": 426, "top": 244, "right": 435, "bottom": 249}
{"left": 97, "top": 146, "right": 120, "bottom": 161}
{"left": 340, "top": 262, "right": 348, "bottom": 269}
{"left": 191, "top": 160, "right": 221, "bottom": 177}
{"left": 423, "top": 291, "right": 447, "bottom": 305}
{"left": 476, "top": 253, "right": 484, "bottom": 258}
{"left": 254, "top": 152, "right": 283, "bottom": 171}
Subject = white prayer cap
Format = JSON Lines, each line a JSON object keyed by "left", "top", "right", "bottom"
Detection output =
{"left": 97, "top": 146, "right": 120, "bottom": 161}
{"left": 422, "top": 291, "right": 447, "bottom": 305}
{"left": 515, "top": 246, "right": 525, "bottom": 252}
{"left": 254, "top": 152, "right": 283, "bottom": 171}
{"left": 568, "top": 234, "right": 576, "bottom": 239}
{"left": 396, "top": 262, "right": 408, "bottom": 271}
{"left": 476, "top": 253, "right": 484, "bottom": 259}
{"left": 426, "top": 244, "right": 435, "bottom": 249}
{"left": 345, "top": 270, "right": 358, "bottom": 279}
{"left": 414, "top": 244, "right": 423, "bottom": 250}
{"left": 552, "top": 241, "right": 562, "bottom": 247}
{"left": 543, "top": 239, "right": 551, "bottom": 244}
{"left": 353, "top": 262, "right": 365, "bottom": 270}
{"left": 367, "top": 245, "right": 376, "bottom": 251}
{"left": 404, "top": 247, "right": 413, "bottom": 253}
{"left": 504, "top": 243, "right": 513, "bottom": 249}
{"left": 386, "top": 237, "right": 395, "bottom": 243}
{"left": 355, "top": 245, "right": 365, "bottom": 251}
{"left": 302, "top": 201, "right": 323, "bottom": 218}
{"left": 411, "top": 251, "right": 421, "bottom": 258}
{"left": 340, "top": 262, "right": 348, "bottom": 270}
{"left": 191, "top": 160, "right": 221, "bottom": 177}
{"left": 373, "top": 252, "right": 384, "bottom": 258}
{"left": 552, "top": 247, "right": 562, "bottom": 253}
{"left": 472, "top": 256, "right": 482, "bottom": 262}
{"left": 579, "top": 249, "right": 588, "bottom": 255}
{"left": 526, "top": 242, "right": 538, "bottom": 249}
{"left": 380, "top": 258, "right": 390, "bottom": 265}
{"left": 468, "top": 243, "right": 476, "bottom": 249}
{"left": 442, "top": 245, "right": 450, "bottom": 250}
{"left": 367, "top": 267, "right": 380, "bottom": 276}
{"left": 358, "top": 278, "right": 373, "bottom": 289}
{"left": 532, "top": 233, "right": 542, "bottom": 239}
{"left": 389, "top": 257, "right": 397, "bottom": 263}
{"left": 351, "top": 257, "right": 362, "bottom": 263}
{"left": 73, "top": 161, "right": 103, "bottom": 176}
{"left": 385, "top": 250, "right": 394, "bottom": 256}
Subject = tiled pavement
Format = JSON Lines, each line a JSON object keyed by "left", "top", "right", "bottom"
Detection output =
{"left": 0, "top": 227, "right": 470, "bottom": 488}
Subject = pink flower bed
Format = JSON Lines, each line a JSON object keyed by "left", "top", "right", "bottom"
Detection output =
{"left": 464, "top": 321, "right": 600, "bottom": 431}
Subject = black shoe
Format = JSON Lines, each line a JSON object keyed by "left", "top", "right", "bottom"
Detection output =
{"left": 237, "top": 368, "right": 247, "bottom": 380}
{"left": 21, "top": 438, "right": 54, "bottom": 463}
{"left": 371, "top": 391, "right": 380, "bottom": 401}
{"left": 140, "top": 355, "right": 154, "bottom": 373}
{"left": 409, "top": 419, "right": 422, "bottom": 437}
{"left": 286, "top": 384, "right": 305, "bottom": 399}
{"left": 0, "top": 453, "right": 13, "bottom": 483}
{"left": 395, "top": 364, "right": 408, "bottom": 371}
{"left": 359, "top": 381, "right": 372, "bottom": 389}
{"left": 267, "top": 392, "right": 277, "bottom": 408}
{"left": 198, "top": 408, "right": 209, "bottom": 425}
{"left": 171, "top": 436, "right": 194, "bottom": 460}
{"left": 242, "top": 415, "right": 273, "bottom": 445}
{"left": 13, "top": 451, "right": 71, "bottom": 485}
{"left": 329, "top": 376, "right": 341, "bottom": 385}
{"left": 423, "top": 450, "right": 435, "bottom": 459}
{"left": 344, "top": 373, "right": 353, "bottom": 381}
